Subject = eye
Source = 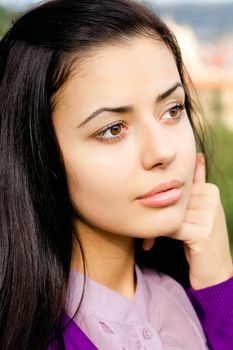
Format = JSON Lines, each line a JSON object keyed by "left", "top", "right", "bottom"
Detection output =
{"left": 94, "top": 121, "right": 128, "bottom": 143}
{"left": 161, "top": 103, "right": 185, "bottom": 123}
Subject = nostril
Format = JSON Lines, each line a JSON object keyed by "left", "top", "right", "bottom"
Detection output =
{"left": 151, "top": 162, "right": 168, "bottom": 170}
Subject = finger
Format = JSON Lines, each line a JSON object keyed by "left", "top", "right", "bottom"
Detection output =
{"left": 169, "top": 222, "right": 203, "bottom": 242}
{"left": 193, "top": 153, "right": 206, "bottom": 184}
{"left": 191, "top": 182, "right": 219, "bottom": 197}
{"left": 184, "top": 208, "right": 212, "bottom": 226}
{"left": 187, "top": 195, "right": 216, "bottom": 210}
{"left": 142, "top": 238, "right": 155, "bottom": 251}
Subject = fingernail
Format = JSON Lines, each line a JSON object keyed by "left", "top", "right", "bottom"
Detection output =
{"left": 198, "top": 153, "right": 205, "bottom": 165}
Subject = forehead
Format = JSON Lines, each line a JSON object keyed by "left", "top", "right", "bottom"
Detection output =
{"left": 74, "top": 36, "right": 178, "bottom": 84}
{"left": 55, "top": 36, "right": 180, "bottom": 112}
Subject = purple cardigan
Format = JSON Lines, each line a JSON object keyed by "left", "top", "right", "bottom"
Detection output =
{"left": 47, "top": 274, "right": 233, "bottom": 350}
{"left": 187, "top": 276, "right": 233, "bottom": 349}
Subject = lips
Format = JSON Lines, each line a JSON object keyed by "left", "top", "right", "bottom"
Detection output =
{"left": 137, "top": 179, "right": 184, "bottom": 208}
{"left": 138, "top": 179, "right": 183, "bottom": 199}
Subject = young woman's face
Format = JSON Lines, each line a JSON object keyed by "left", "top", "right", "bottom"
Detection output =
{"left": 53, "top": 36, "right": 196, "bottom": 239}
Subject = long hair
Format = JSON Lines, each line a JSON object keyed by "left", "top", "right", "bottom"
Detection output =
{"left": 0, "top": 0, "right": 206, "bottom": 348}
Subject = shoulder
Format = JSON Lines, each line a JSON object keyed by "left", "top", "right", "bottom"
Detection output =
{"left": 140, "top": 266, "right": 191, "bottom": 307}
{"left": 140, "top": 265, "right": 187, "bottom": 297}
{"left": 139, "top": 266, "right": 205, "bottom": 331}
{"left": 137, "top": 266, "right": 208, "bottom": 348}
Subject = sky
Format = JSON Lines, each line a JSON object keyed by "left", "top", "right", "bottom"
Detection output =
{"left": 2, "top": 0, "right": 40, "bottom": 9}
{"left": 1, "top": 0, "right": 233, "bottom": 9}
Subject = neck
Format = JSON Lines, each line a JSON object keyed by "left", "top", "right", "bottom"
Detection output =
{"left": 71, "top": 219, "right": 136, "bottom": 299}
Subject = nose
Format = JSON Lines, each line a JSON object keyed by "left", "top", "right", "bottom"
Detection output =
{"left": 138, "top": 119, "right": 177, "bottom": 170}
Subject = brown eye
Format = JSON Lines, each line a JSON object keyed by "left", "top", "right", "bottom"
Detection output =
{"left": 160, "top": 103, "right": 185, "bottom": 122}
{"left": 110, "top": 124, "right": 122, "bottom": 135}
{"left": 95, "top": 120, "right": 128, "bottom": 143}
{"left": 170, "top": 108, "right": 179, "bottom": 118}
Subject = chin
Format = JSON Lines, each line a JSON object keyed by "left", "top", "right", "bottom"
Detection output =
{"left": 131, "top": 203, "right": 187, "bottom": 238}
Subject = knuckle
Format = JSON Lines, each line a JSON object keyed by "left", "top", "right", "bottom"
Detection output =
{"left": 207, "top": 183, "right": 220, "bottom": 197}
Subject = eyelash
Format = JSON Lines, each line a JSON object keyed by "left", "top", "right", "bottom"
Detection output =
{"left": 94, "top": 103, "right": 185, "bottom": 144}
{"left": 161, "top": 103, "right": 185, "bottom": 123}
{"left": 94, "top": 120, "right": 128, "bottom": 144}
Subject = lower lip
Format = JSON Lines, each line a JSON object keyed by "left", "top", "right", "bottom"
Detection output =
{"left": 138, "top": 187, "right": 183, "bottom": 208}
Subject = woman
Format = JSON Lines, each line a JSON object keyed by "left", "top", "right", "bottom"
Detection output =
{"left": 0, "top": 0, "right": 232, "bottom": 349}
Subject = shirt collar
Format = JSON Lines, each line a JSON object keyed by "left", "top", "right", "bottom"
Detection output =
{"left": 66, "top": 264, "right": 149, "bottom": 324}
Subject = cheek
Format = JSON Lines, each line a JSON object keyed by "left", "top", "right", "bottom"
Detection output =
{"left": 177, "top": 121, "right": 196, "bottom": 201}
{"left": 64, "top": 146, "right": 134, "bottom": 224}
{"left": 177, "top": 117, "right": 196, "bottom": 169}
{"left": 185, "top": 127, "right": 196, "bottom": 180}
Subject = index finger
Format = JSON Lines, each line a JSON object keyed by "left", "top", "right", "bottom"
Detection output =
{"left": 193, "top": 153, "right": 206, "bottom": 184}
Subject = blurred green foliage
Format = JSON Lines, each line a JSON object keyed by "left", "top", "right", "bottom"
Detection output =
{"left": 206, "top": 91, "right": 233, "bottom": 256}
{"left": 0, "top": 6, "right": 16, "bottom": 37}
{"left": 208, "top": 124, "right": 233, "bottom": 255}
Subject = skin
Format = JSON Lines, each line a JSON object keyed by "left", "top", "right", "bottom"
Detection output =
{"left": 53, "top": 36, "right": 233, "bottom": 297}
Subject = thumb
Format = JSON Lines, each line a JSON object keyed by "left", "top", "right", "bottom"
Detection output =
{"left": 193, "top": 153, "right": 206, "bottom": 184}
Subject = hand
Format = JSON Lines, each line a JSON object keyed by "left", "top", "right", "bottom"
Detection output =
{"left": 142, "top": 153, "right": 233, "bottom": 290}
{"left": 172, "top": 153, "right": 233, "bottom": 289}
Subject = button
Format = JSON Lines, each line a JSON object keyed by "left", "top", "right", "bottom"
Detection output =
{"left": 142, "top": 327, "right": 152, "bottom": 340}
{"left": 99, "top": 321, "right": 114, "bottom": 334}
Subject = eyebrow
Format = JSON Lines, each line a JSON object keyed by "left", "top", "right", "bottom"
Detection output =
{"left": 77, "top": 82, "right": 183, "bottom": 128}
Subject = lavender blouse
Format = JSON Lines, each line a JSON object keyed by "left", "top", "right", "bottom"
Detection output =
{"left": 48, "top": 264, "right": 233, "bottom": 349}
{"left": 64, "top": 265, "right": 208, "bottom": 349}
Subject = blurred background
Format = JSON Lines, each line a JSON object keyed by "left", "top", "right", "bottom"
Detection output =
{"left": 1, "top": 0, "right": 233, "bottom": 254}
